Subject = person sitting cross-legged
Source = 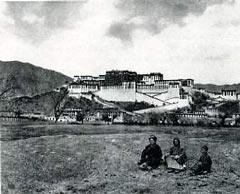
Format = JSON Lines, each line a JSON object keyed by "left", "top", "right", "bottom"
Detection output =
{"left": 165, "top": 137, "right": 187, "bottom": 172}
{"left": 191, "top": 145, "right": 212, "bottom": 175}
{"left": 138, "top": 135, "right": 163, "bottom": 171}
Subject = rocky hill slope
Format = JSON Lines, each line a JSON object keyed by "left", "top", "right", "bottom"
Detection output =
{"left": 0, "top": 61, "right": 72, "bottom": 98}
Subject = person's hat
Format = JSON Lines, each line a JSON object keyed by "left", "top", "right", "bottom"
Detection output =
{"left": 149, "top": 135, "right": 157, "bottom": 141}
{"left": 201, "top": 145, "right": 208, "bottom": 151}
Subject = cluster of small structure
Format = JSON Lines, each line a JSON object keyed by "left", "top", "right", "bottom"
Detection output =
{"left": 195, "top": 88, "right": 240, "bottom": 101}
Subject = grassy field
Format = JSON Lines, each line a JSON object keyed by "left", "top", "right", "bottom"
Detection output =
{"left": 1, "top": 124, "right": 240, "bottom": 194}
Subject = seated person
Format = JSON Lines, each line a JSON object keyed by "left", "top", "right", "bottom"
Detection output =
{"left": 165, "top": 138, "right": 187, "bottom": 171}
{"left": 191, "top": 145, "right": 212, "bottom": 175}
{"left": 138, "top": 135, "right": 162, "bottom": 171}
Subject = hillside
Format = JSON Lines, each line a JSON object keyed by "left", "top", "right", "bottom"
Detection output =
{"left": 0, "top": 91, "right": 103, "bottom": 116}
{"left": 195, "top": 83, "right": 240, "bottom": 93}
{"left": 0, "top": 61, "right": 72, "bottom": 98}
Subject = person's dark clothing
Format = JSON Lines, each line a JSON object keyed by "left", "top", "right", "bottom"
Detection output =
{"left": 139, "top": 144, "right": 162, "bottom": 169}
{"left": 170, "top": 146, "right": 187, "bottom": 165}
{"left": 192, "top": 154, "right": 212, "bottom": 175}
{"left": 199, "top": 154, "right": 212, "bottom": 172}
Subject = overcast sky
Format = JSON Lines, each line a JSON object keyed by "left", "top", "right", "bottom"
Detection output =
{"left": 0, "top": 0, "right": 239, "bottom": 84}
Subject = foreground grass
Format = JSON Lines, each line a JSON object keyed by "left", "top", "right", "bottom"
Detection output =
{"left": 1, "top": 124, "right": 240, "bottom": 194}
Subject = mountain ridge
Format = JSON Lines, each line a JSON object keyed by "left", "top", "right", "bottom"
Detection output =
{"left": 194, "top": 83, "right": 240, "bottom": 94}
{"left": 0, "top": 60, "right": 72, "bottom": 98}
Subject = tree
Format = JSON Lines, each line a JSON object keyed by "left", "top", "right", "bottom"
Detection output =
{"left": 116, "top": 101, "right": 154, "bottom": 112}
{"left": 191, "top": 91, "right": 210, "bottom": 111}
{"left": 167, "top": 113, "right": 179, "bottom": 125}
{"left": 218, "top": 101, "right": 239, "bottom": 117}
{"left": 148, "top": 112, "right": 160, "bottom": 125}
{"left": 218, "top": 101, "right": 239, "bottom": 126}
{"left": 235, "top": 117, "right": 240, "bottom": 126}
{"left": 76, "top": 112, "right": 84, "bottom": 124}
{"left": 102, "top": 113, "right": 111, "bottom": 124}
{"left": 111, "top": 114, "right": 118, "bottom": 122}
{"left": 51, "top": 87, "right": 69, "bottom": 122}
{"left": 219, "top": 113, "right": 227, "bottom": 127}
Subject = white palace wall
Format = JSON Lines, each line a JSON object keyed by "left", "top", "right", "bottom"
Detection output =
{"left": 69, "top": 85, "right": 98, "bottom": 98}
{"left": 97, "top": 85, "right": 182, "bottom": 105}
{"left": 167, "top": 87, "right": 180, "bottom": 100}
{"left": 135, "top": 92, "right": 165, "bottom": 106}
{"left": 69, "top": 81, "right": 192, "bottom": 107}
{"left": 95, "top": 86, "right": 136, "bottom": 102}
{"left": 136, "top": 85, "right": 168, "bottom": 94}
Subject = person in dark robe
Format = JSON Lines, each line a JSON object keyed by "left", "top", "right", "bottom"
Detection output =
{"left": 170, "top": 138, "right": 188, "bottom": 165}
{"left": 166, "top": 137, "right": 187, "bottom": 172}
{"left": 191, "top": 145, "right": 212, "bottom": 175}
{"left": 138, "top": 135, "right": 163, "bottom": 170}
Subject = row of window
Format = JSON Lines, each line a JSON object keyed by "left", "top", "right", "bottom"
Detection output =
{"left": 101, "top": 86, "right": 134, "bottom": 90}
{"left": 142, "top": 76, "right": 163, "bottom": 80}
{"left": 137, "top": 85, "right": 169, "bottom": 89}
{"left": 178, "top": 114, "right": 207, "bottom": 118}
{"left": 222, "top": 91, "right": 236, "bottom": 96}
{"left": 70, "top": 85, "right": 98, "bottom": 89}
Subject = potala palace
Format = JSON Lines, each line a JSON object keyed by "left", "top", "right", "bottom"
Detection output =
{"left": 68, "top": 70, "right": 195, "bottom": 112}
